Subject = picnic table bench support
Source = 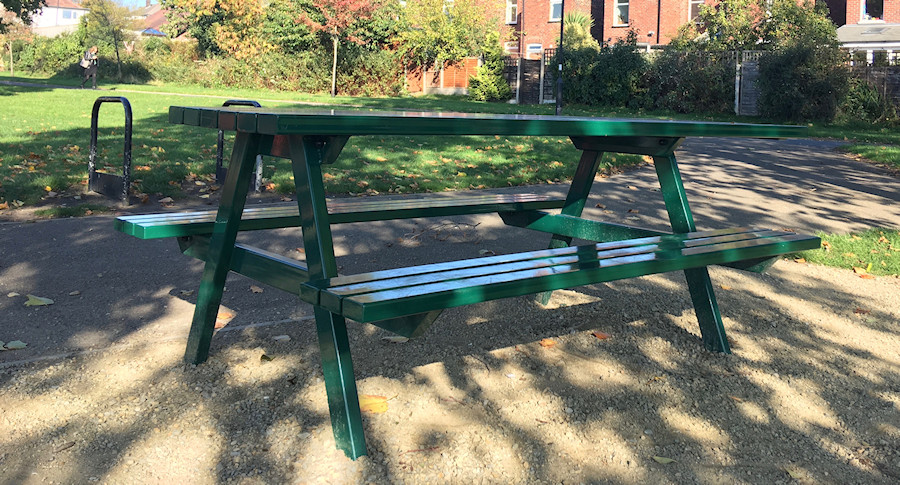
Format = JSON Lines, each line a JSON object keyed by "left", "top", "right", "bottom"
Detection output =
{"left": 653, "top": 153, "right": 730, "bottom": 353}
{"left": 289, "top": 134, "right": 368, "bottom": 459}
{"left": 184, "top": 133, "right": 261, "bottom": 365}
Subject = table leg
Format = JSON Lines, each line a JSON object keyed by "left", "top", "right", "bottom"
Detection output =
{"left": 289, "top": 135, "right": 367, "bottom": 459}
{"left": 653, "top": 153, "right": 730, "bottom": 353}
{"left": 538, "top": 148, "right": 604, "bottom": 304}
{"left": 184, "top": 132, "right": 261, "bottom": 364}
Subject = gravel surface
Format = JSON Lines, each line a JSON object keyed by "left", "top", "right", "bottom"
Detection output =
{"left": 1, "top": 259, "right": 898, "bottom": 484}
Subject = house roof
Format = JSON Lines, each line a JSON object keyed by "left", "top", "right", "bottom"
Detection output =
{"left": 48, "top": 0, "right": 88, "bottom": 10}
{"left": 837, "top": 23, "right": 900, "bottom": 44}
{"left": 143, "top": 9, "right": 167, "bottom": 31}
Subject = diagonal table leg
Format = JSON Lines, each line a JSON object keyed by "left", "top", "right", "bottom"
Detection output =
{"left": 653, "top": 153, "right": 731, "bottom": 353}
{"left": 184, "top": 132, "right": 262, "bottom": 364}
{"left": 289, "top": 135, "right": 367, "bottom": 459}
{"left": 538, "top": 148, "right": 604, "bottom": 305}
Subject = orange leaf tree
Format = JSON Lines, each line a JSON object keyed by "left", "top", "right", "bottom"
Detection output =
{"left": 161, "top": 0, "right": 271, "bottom": 59}
{"left": 297, "top": 0, "right": 380, "bottom": 97}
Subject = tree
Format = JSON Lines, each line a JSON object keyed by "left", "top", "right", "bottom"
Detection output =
{"left": 0, "top": 0, "right": 45, "bottom": 33}
{"left": 398, "top": 0, "right": 503, "bottom": 69}
{"left": 297, "top": 0, "right": 380, "bottom": 97}
{"left": 562, "top": 11, "right": 600, "bottom": 50}
{"left": 161, "top": 0, "right": 271, "bottom": 58}
{"left": 1, "top": 10, "right": 32, "bottom": 73}
{"left": 670, "top": 0, "right": 764, "bottom": 51}
{"left": 81, "top": 0, "right": 136, "bottom": 80}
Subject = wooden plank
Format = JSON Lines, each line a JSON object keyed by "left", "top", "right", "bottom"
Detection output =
{"left": 115, "top": 194, "right": 568, "bottom": 239}
{"left": 171, "top": 107, "right": 808, "bottom": 139}
{"left": 309, "top": 232, "right": 819, "bottom": 323}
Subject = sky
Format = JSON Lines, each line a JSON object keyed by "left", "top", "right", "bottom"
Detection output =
{"left": 116, "top": 0, "right": 157, "bottom": 8}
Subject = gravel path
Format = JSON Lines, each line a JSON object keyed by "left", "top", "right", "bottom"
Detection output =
{"left": 1, "top": 138, "right": 898, "bottom": 484}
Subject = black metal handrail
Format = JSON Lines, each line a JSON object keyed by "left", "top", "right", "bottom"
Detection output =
{"left": 89, "top": 96, "right": 132, "bottom": 203}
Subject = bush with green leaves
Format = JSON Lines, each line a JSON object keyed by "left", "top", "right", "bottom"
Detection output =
{"left": 643, "top": 50, "right": 734, "bottom": 114}
{"left": 559, "top": 31, "right": 647, "bottom": 108}
{"left": 757, "top": 44, "right": 848, "bottom": 122}
{"left": 468, "top": 32, "right": 511, "bottom": 102}
{"left": 838, "top": 77, "right": 898, "bottom": 124}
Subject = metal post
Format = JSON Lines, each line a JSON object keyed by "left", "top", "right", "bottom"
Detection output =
{"left": 89, "top": 96, "right": 132, "bottom": 204}
{"left": 555, "top": 0, "right": 565, "bottom": 115}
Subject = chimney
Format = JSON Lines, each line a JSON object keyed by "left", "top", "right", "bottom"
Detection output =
{"left": 146, "top": 0, "right": 151, "bottom": 7}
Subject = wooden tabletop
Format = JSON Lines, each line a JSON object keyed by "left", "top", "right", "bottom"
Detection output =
{"left": 169, "top": 106, "right": 808, "bottom": 139}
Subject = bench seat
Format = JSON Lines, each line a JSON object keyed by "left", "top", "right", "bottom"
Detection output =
{"left": 301, "top": 227, "right": 820, "bottom": 323}
{"left": 115, "top": 193, "right": 567, "bottom": 239}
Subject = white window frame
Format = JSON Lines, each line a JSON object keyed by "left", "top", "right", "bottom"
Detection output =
{"left": 689, "top": 0, "right": 704, "bottom": 20}
{"left": 506, "top": 0, "right": 518, "bottom": 24}
{"left": 861, "top": 0, "right": 884, "bottom": 22}
{"left": 62, "top": 9, "right": 74, "bottom": 19}
{"left": 614, "top": 0, "right": 629, "bottom": 26}
{"left": 550, "top": 0, "right": 562, "bottom": 22}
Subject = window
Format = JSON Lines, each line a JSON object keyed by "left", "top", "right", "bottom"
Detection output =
{"left": 863, "top": 0, "right": 883, "bottom": 21}
{"left": 506, "top": 0, "right": 517, "bottom": 24}
{"left": 689, "top": 0, "right": 704, "bottom": 19}
{"left": 550, "top": 0, "right": 562, "bottom": 22}
{"left": 614, "top": 0, "right": 629, "bottom": 26}
{"left": 503, "top": 41, "right": 518, "bottom": 54}
{"left": 62, "top": 10, "right": 74, "bottom": 19}
{"left": 526, "top": 43, "right": 543, "bottom": 60}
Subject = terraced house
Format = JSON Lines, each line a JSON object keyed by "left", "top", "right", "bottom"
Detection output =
{"left": 502, "top": 0, "right": 711, "bottom": 57}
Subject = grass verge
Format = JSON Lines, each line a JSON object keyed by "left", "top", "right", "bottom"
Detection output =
{"left": 793, "top": 228, "right": 900, "bottom": 277}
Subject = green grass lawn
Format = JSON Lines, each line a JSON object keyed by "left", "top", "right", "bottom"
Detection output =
{"left": 795, "top": 228, "right": 900, "bottom": 277}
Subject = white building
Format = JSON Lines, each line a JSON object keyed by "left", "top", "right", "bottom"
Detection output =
{"left": 30, "top": 0, "right": 89, "bottom": 37}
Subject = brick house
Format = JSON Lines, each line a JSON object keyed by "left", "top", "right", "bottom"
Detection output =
{"left": 503, "top": 0, "right": 708, "bottom": 57}
{"left": 828, "top": 0, "right": 900, "bottom": 63}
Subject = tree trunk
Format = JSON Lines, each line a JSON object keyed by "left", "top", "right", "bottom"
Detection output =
{"left": 331, "top": 35, "right": 338, "bottom": 97}
{"left": 113, "top": 34, "right": 122, "bottom": 81}
{"left": 7, "top": 42, "right": 13, "bottom": 75}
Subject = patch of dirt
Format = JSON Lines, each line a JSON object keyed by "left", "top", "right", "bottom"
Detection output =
{"left": 1, "top": 260, "right": 898, "bottom": 484}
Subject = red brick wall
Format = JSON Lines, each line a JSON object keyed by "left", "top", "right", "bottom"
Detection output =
{"left": 826, "top": 0, "right": 900, "bottom": 25}
{"left": 506, "top": 0, "right": 594, "bottom": 56}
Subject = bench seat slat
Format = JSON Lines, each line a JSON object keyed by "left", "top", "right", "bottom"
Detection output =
{"left": 302, "top": 229, "right": 820, "bottom": 323}
{"left": 115, "top": 194, "right": 567, "bottom": 239}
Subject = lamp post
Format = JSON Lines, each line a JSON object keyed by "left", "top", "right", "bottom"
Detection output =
{"left": 555, "top": 0, "right": 565, "bottom": 115}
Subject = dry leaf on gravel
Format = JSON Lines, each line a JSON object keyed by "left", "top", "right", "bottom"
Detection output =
{"left": 592, "top": 331, "right": 611, "bottom": 340}
{"left": 652, "top": 456, "right": 676, "bottom": 464}
{"left": 215, "top": 310, "right": 234, "bottom": 329}
{"left": 382, "top": 336, "right": 409, "bottom": 343}
{"left": 249, "top": 285, "right": 264, "bottom": 294}
{"left": 539, "top": 338, "right": 556, "bottom": 348}
{"left": 24, "top": 294, "right": 54, "bottom": 306}
{"left": 360, "top": 395, "right": 388, "bottom": 413}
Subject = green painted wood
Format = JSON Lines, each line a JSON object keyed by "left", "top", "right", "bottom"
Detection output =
{"left": 289, "top": 134, "right": 367, "bottom": 460}
{"left": 303, "top": 230, "right": 819, "bottom": 323}
{"left": 571, "top": 135, "right": 683, "bottom": 157}
{"left": 653, "top": 153, "right": 730, "bottom": 354}
{"left": 115, "top": 194, "right": 567, "bottom": 239}
{"left": 169, "top": 107, "right": 808, "bottom": 139}
{"left": 184, "top": 132, "right": 261, "bottom": 365}
{"left": 500, "top": 211, "right": 665, "bottom": 242}
{"left": 178, "top": 235, "right": 311, "bottom": 294}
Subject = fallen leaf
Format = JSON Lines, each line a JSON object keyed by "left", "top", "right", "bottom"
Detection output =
{"left": 5, "top": 340, "right": 27, "bottom": 350}
{"left": 627, "top": 208, "right": 640, "bottom": 213}
{"left": 821, "top": 241, "right": 832, "bottom": 251}
{"left": 295, "top": 248, "right": 305, "bottom": 254}
{"left": 158, "top": 197, "right": 174, "bottom": 204}
{"left": 785, "top": 467, "right": 804, "bottom": 479}
{"left": 592, "top": 331, "right": 611, "bottom": 340}
{"left": 627, "top": 185, "right": 638, "bottom": 190}
{"left": 728, "top": 395, "right": 744, "bottom": 402}
{"left": 359, "top": 394, "right": 389, "bottom": 413}
{"left": 214, "top": 310, "right": 234, "bottom": 329}
{"left": 844, "top": 252, "right": 856, "bottom": 258}
{"left": 382, "top": 336, "right": 409, "bottom": 343}
{"left": 854, "top": 308, "right": 871, "bottom": 315}
{"left": 68, "top": 290, "right": 81, "bottom": 296}
{"left": 264, "top": 183, "right": 276, "bottom": 191}
{"left": 249, "top": 285, "right": 264, "bottom": 294}
{"left": 539, "top": 338, "right": 556, "bottom": 348}
{"left": 0, "top": 202, "right": 8, "bottom": 210}
{"left": 595, "top": 203, "right": 606, "bottom": 209}
{"left": 860, "top": 274, "right": 876, "bottom": 279}
{"left": 478, "top": 249, "right": 496, "bottom": 256}
{"left": 720, "top": 285, "right": 733, "bottom": 291}
{"left": 180, "top": 289, "right": 194, "bottom": 296}
{"left": 7, "top": 292, "right": 20, "bottom": 297}
{"left": 794, "top": 258, "right": 806, "bottom": 264}
{"left": 272, "top": 335, "right": 291, "bottom": 342}
{"left": 260, "top": 354, "right": 274, "bottom": 362}
{"left": 852, "top": 266, "right": 867, "bottom": 275}
{"left": 24, "top": 294, "right": 54, "bottom": 306}
{"left": 652, "top": 456, "right": 676, "bottom": 464}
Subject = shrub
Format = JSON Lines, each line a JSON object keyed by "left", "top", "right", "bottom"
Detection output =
{"left": 644, "top": 50, "right": 734, "bottom": 114}
{"left": 558, "top": 31, "right": 647, "bottom": 108}
{"left": 838, "top": 77, "right": 898, "bottom": 124}
{"left": 468, "top": 32, "right": 511, "bottom": 102}
{"left": 757, "top": 44, "right": 849, "bottom": 122}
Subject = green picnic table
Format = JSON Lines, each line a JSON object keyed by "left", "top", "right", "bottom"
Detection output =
{"left": 116, "top": 107, "right": 820, "bottom": 459}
